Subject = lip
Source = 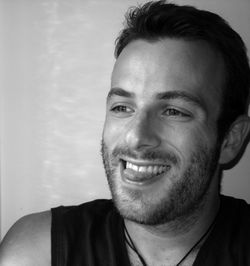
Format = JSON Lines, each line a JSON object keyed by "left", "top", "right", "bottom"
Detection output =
{"left": 119, "top": 159, "right": 171, "bottom": 186}
{"left": 120, "top": 157, "right": 169, "bottom": 167}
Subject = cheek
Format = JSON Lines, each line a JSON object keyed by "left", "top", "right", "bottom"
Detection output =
{"left": 192, "top": 123, "right": 218, "bottom": 147}
{"left": 161, "top": 123, "right": 218, "bottom": 156}
{"left": 103, "top": 118, "right": 124, "bottom": 146}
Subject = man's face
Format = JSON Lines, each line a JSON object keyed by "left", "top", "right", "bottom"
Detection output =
{"left": 102, "top": 39, "right": 225, "bottom": 225}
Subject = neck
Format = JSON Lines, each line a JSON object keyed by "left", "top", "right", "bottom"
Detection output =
{"left": 124, "top": 189, "right": 220, "bottom": 265}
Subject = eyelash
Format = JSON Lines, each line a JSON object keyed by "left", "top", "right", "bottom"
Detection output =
{"left": 110, "top": 105, "right": 191, "bottom": 119}
{"left": 163, "top": 108, "right": 190, "bottom": 117}
{"left": 110, "top": 105, "right": 134, "bottom": 113}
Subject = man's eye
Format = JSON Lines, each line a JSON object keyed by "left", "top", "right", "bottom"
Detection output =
{"left": 111, "top": 105, "right": 134, "bottom": 113}
{"left": 163, "top": 108, "right": 189, "bottom": 117}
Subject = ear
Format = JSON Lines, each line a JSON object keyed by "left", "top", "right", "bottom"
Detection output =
{"left": 219, "top": 115, "right": 250, "bottom": 165}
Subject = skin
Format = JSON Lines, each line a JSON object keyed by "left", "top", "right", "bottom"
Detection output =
{"left": 0, "top": 38, "right": 249, "bottom": 266}
{"left": 0, "top": 211, "right": 51, "bottom": 265}
{"left": 102, "top": 38, "right": 225, "bottom": 265}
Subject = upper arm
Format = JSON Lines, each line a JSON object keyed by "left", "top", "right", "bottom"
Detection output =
{"left": 0, "top": 211, "right": 51, "bottom": 266}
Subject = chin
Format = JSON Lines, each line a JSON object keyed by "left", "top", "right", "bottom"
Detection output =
{"left": 101, "top": 138, "right": 219, "bottom": 225}
{"left": 109, "top": 178, "right": 192, "bottom": 225}
{"left": 107, "top": 159, "right": 214, "bottom": 225}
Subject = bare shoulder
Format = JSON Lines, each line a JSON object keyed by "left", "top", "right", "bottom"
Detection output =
{"left": 0, "top": 211, "right": 51, "bottom": 266}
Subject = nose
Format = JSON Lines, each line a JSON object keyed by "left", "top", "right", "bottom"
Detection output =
{"left": 124, "top": 112, "right": 161, "bottom": 151}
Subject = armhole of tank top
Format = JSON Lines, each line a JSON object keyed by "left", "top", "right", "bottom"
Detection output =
{"left": 51, "top": 206, "right": 66, "bottom": 266}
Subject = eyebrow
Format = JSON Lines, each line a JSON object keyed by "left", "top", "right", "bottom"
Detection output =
{"left": 107, "top": 88, "right": 135, "bottom": 99}
{"left": 156, "top": 91, "right": 206, "bottom": 111}
{"left": 107, "top": 87, "right": 206, "bottom": 112}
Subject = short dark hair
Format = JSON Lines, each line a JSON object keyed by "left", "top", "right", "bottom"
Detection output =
{"left": 115, "top": 0, "right": 250, "bottom": 140}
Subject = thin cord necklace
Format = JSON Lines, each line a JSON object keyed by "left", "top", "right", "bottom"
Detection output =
{"left": 123, "top": 211, "right": 219, "bottom": 266}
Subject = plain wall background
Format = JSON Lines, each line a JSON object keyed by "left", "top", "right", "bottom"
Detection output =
{"left": 1, "top": 0, "right": 250, "bottom": 239}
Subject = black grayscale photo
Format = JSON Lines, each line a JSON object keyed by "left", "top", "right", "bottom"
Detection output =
{"left": 0, "top": 0, "right": 250, "bottom": 265}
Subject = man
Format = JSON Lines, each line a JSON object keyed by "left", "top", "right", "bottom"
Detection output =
{"left": 1, "top": 1, "right": 250, "bottom": 265}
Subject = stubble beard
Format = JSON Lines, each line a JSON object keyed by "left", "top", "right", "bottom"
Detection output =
{"left": 101, "top": 138, "right": 220, "bottom": 226}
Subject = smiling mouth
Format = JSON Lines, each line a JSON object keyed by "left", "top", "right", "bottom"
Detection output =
{"left": 120, "top": 159, "right": 171, "bottom": 184}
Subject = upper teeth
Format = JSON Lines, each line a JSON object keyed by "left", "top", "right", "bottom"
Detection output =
{"left": 126, "top": 162, "right": 169, "bottom": 174}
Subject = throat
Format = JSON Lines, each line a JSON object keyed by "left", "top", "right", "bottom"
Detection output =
{"left": 125, "top": 225, "right": 204, "bottom": 266}
{"left": 123, "top": 205, "right": 220, "bottom": 266}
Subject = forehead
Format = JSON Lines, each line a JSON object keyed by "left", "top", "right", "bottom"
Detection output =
{"left": 111, "top": 39, "right": 225, "bottom": 114}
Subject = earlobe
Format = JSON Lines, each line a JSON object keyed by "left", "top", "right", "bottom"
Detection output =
{"left": 219, "top": 115, "right": 250, "bottom": 165}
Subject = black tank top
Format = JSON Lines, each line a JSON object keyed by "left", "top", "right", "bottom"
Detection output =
{"left": 51, "top": 196, "right": 250, "bottom": 266}
{"left": 51, "top": 199, "right": 131, "bottom": 266}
